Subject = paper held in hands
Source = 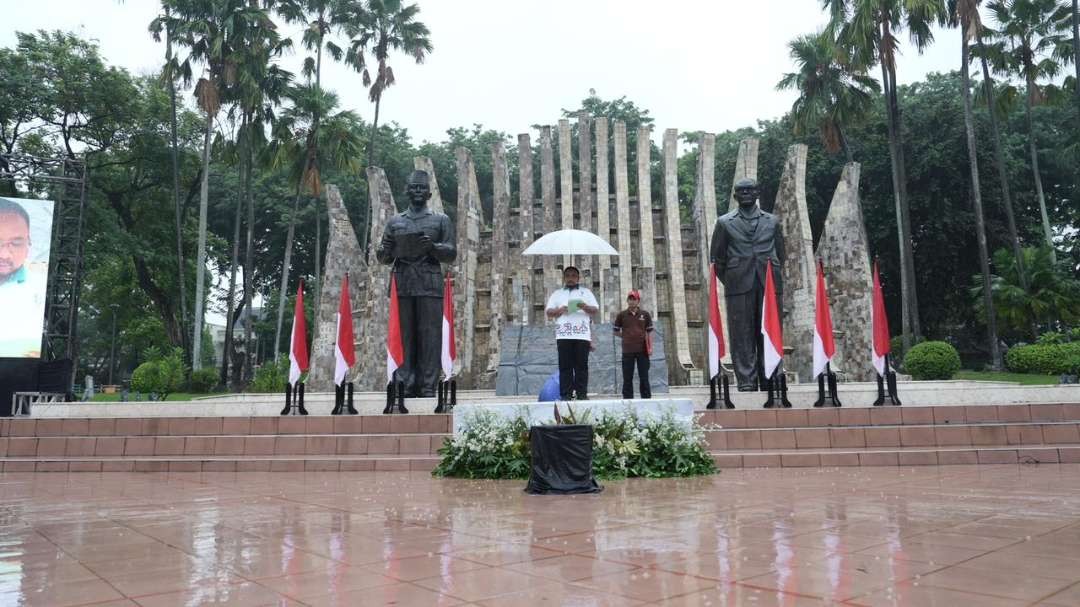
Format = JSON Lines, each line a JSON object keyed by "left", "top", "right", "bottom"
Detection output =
{"left": 567, "top": 298, "right": 584, "bottom": 314}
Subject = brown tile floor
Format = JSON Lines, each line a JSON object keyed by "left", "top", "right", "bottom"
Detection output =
{"left": 2, "top": 465, "right": 1080, "bottom": 606}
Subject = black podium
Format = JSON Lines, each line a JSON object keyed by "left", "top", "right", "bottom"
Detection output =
{"left": 525, "top": 425, "right": 602, "bottom": 495}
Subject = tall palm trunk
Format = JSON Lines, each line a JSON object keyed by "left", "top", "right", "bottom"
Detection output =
{"left": 1024, "top": 73, "right": 1055, "bottom": 264}
{"left": 242, "top": 118, "right": 256, "bottom": 381}
{"left": 273, "top": 185, "right": 303, "bottom": 357}
{"left": 165, "top": 12, "right": 189, "bottom": 365}
{"left": 192, "top": 112, "right": 213, "bottom": 372}
{"left": 366, "top": 94, "right": 381, "bottom": 168}
{"left": 962, "top": 28, "right": 1002, "bottom": 370}
{"left": 977, "top": 34, "right": 1029, "bottom": 292}
{"left": 1073, "top": 0, "right": 1079, "bottom": 119}
{"left": 222, "top": 155, "right": 244, "bottom": 388}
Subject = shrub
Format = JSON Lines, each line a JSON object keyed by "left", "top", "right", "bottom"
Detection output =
{"left": 889, "top": 335, "right": 924, "bottom": 365}
{"left": 188, "top": 367, "right": 219, "bottom": 393}
{"left": 1037, "top": 331, "right": 1065, "bottom": 345}
{"left": 129, "top": 347, "right": 185, "bottom": 399}
{"left": 1006, "top": 342, "right": 1080, "bottom": 375}
{"left": 250, "top": 355, "right": 289, "bottom": 393}
{"left": 903, "top": 341, "right": 961, "bottom": 380}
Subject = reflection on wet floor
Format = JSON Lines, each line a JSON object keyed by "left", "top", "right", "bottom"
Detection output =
{"left": 2, "top": 465, "right": 1080, "bottom": 605}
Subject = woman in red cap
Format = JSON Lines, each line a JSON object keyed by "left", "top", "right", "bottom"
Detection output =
{"left": 613, "top": 289, "right": 653, "bottom": 399}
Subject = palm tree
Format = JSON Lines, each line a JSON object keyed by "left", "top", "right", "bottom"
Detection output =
{"left": 1072, "top": 0, "right": 1079, "bottom": 117}
{"left": 776, "top": 30, "right": 880, "bottom": 162}
{"left": 823, "top": 0, "right": 949, "bottom": 350}
{"left": 973, "top": 246, "right": 1080, "bottom": 338}
{"left": 268, "top": 86, "right": 362, "bottom": 358}
{"left": 953, "top": 0, "right": 1003, "bottom": 369}
{"left": 339, "top": 0, "right": 432, "bottom": 167}
{"left": 985, "top": 0, "right": 1072, "bottom": 265}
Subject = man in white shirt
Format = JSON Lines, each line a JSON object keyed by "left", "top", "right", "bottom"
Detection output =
{"left": 0, "top": 199, "right": 45, "bottom": 358}
{"left": 545, "top": 266, "right": 599, "bottom": 400}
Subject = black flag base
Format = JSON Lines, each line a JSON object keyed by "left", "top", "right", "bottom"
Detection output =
{"left": 383, "top": 380, "right": 409, "bottom": 414}
{"left": 813, "top": 363, "right": 843, "bottom": 407}
{"left": 331, "top": 382, "right": 358, "bottom": 415}
{"left": 706, "top": 375, "right": 735, "bottom": 409}
{"left": 434, "top": 379, "right": 457, "bottom": 414}
{"left": 281, "top": 382, "right": 309, "bottom": 416}
{"left": 873, "top": 354, "right": 903, "bottom": 406}
{"left": 763, "top": 370, "right": 793, "bottom": 409}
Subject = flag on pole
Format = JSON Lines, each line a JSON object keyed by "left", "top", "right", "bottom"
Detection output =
{"left": 707, "top": 263, "right": 726, "bottom": 380}
{"left": 387, "top": 275, "right": 405, "bottom": 384}
{"left": 761, "top": 261, "right": 783, "bottom": 380}
{"left": 441, "top": 274, "right": 456, "bottom": 379}
{"left": 812, "top": 261, "right": 837, "bottom": 378}
{"left": 288, "top": 280, "right": 309, "bottom": 385}
{"left": 334, "top": 273, "right": 356, "bottom": 386}
{"left": 871, "top": 261, "right": 891, "bottom": 377}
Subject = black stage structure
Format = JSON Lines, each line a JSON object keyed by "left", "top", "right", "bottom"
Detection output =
{"left": 0, "top": 153, "right": 88, "bottom": 415}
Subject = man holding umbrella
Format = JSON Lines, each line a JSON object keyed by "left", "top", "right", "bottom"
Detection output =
{"left": 545, "top": 266, "right": 599, "bottom": 400}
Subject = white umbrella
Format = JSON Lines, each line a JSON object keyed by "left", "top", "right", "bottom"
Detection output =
{"left": 521, "top": 229, "right": 618, "bottom": 256}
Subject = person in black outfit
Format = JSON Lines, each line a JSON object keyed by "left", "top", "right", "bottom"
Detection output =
{"left": 614, "top": 290, "right": 654, "bottom": 399}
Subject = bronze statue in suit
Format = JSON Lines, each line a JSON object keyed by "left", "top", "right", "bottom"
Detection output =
{"left": 709, "top": 178, "right": 785, "bottom": 391}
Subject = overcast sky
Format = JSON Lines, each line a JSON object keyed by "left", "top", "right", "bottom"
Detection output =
{"left": 3, "top": 0, "right": 964, "bottom": 145}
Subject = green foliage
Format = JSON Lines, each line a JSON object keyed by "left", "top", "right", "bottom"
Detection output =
{"left": 1037, "top": 331, "right": 1065, "bottom": 345}
{"left": 972, "top": 247, "right": 1080, "bottom": 338}
{"left": 188, "top": 367, "right": 220, "bottom": 393}
{"left": 250, "top": 355, "right": 289, "bottom": 393}
{"left": 1005, "top": 342, "right": 1080, "bottom": 375}
{"left": 903, "top": 341, "right": 962, "bottom": 380}
{"left": 129, "top": 347, "right": 186, "bottom": 398}
{"left": 433, "top": 408, "right": 716, "bottom": 480}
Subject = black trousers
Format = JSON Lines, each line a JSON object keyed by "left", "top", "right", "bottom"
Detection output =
{"left": 556, "top": 339, "right": 590, "bottom": 399}
{"left": 396, "top": 295, "right": 443, "bottom": 397}
{"left": 726, "top": 281, "right": 766, "bottom": 391}
{"left": 621, "top": 352, "right": 652, "bottom": 399}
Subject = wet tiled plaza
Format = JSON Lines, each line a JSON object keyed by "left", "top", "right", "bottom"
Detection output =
{"left": 2, "top": 465, "right": 1080, "bottom": 606}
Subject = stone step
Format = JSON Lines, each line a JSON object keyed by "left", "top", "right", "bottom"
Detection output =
{"left": 1, "top": 415, "right": 450, "bottom": 438}
{"left": 0, "top": 455, "right": 441, "bottom": 474}
{"left": 710, "top": 443, "right": 1080, "bottom": 468}
{"left": 699, "top": 403, "right": 1080, "bottom": 428}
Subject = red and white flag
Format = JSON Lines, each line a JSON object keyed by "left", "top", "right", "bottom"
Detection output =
{"left": 288, "top": 281, "right": 309, "bottom": 385}
{"left": 334, "top": 273, "right": 356, "bottom": 386}
{"left": 387, "top": 275, "right": 405, "bottom": 384}
{"left": 812, "top": 261, "right": 837, "bottom": 378}
{"left": 707, "top": 263, "right": 726, "bottom": 380}
{"left": 872, "top": 261, "right": 891, "bottom": 377}
{"left": 441, "top": 274, "right": 456, "bottom": 379}
{"left": 760, "top": 261, "right": 783, "bottom": 380}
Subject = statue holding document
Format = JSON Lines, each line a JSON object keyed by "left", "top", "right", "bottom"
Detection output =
{"left": 376, "top": 170, "right": 457, "bottom": 397}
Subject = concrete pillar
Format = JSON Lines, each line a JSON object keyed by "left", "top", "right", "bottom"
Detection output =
{"left": 487, "top": 141, "right": 511, "bottom": 378}
{"left": 692, "top": 133, "right": 727, "bottom": 369}
{"left": 636, "top": 125, "right": 657, "bottom": 314}
{"left": 613, "top": 121, "right": 633, "bottom": 317}
{"left": 454, "top": 147, "right": 482, "bottom": 386}
{"left": 517, "top": 133, "right": 536, "bottom": 325}
{"left": 594, "top": 117, "right": 612, "bottom": 319}
{"left": 815, "top": 162, "right": 875, "bottom": 381}
{"left": 354, "top": 170, "right": 398, "bottom": 390}
{"left": 774, "top": 144, "right": 815, "bottom": 383}
{"left": 413, "top": 156, "right": 443, "bottom": 214}
{"left": 558, "top": 119, "right": 574, "bottom": 269}
{"left": 662, "top": 128, "right": 695, "bottom": 375}
{"left": 728, "top": 138, "right": 760, "bottom": 211}
{"left": 577, "top": 114, "right": 594, "bottom": 283}
{"left": 540, "top": 126, "right": 558, "bottom": 293}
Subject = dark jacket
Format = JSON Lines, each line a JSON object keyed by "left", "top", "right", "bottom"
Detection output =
{"left": 709, "top": 206, "right": 784, "bottom": 296}
{"left": 376, "top": 207, "right": 457, "bottom": 297}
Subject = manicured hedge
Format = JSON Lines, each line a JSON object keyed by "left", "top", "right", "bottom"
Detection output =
{"left": 903, "top": 341, "right": 961, "bottom": 380}
{"left": 1005, "top": 342, "right": 1080, "bottom": 375}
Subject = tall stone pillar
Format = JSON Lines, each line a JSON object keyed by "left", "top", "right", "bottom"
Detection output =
{"left": 558, "top": 119, "right": 574, "bottom": 269}
{"left": 486, "top": 141, "right": 511, "bottom": 381}
{"left": 662, "top": 128, "right": 695, "bottom": 375}
{"left": 413, "top": 156, "right": 444, "bottom": 214}
{"left": 815, "top": 162, "right": 874, "bottom": 381}
{"left": 577, "top": 114, "right": 594, "bottom": 284}
{"left": 307, "top": 185, "right": 366, "bottom": 391}
{"left": 692, "top": 133, "right": 727, "bottom": 368}
{"left": 540, "top": 126, "right": 558, "bottom": 293}
{"left": 613, "top": 121, "right": 633, "bottom": 317}
{"left": 454, "top": 148, "right": 482, "bottom": 385}
{"left": 728, "top": 138, "right": 760, "bottom": 211}
{"left": 636, "top": 126, "right": 657, "bottom": 314}
{"left": 517, "top": 133, "right": 537, "bottom": 325}
{"left": 354, "top": 170, "right": 398, "bottom": 390}
{"left": 774, "top": 144, "right": 815, "bottom": 383}
{"left": 594, "top": 117, "right": 613, "bottom": 319}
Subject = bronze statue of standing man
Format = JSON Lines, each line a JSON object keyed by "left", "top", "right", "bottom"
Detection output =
{"left": 710, "top": 178, "right": 785, "bottom": 391}
{"left": 377, "top": 170, "right": 457, "bottom": 397}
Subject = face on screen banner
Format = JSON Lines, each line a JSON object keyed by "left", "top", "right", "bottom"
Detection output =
{"left": 0, "top": 197, "right": 54, "bottom": 358}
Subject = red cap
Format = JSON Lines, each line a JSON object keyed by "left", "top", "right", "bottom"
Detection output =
{"left": 627, "top": 290, "right": 641, "bottom": 300}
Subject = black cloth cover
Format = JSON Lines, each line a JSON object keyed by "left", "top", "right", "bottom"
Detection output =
{"left": 525, "top": 424, "right": 603, "bottom": 495}
{"left": 0, "top": 358, "right": 41, "bottom": 417}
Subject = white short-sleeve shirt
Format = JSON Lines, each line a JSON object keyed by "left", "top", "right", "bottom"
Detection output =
{"left": 545, "top": 286, "right": 598, "bottom": 341}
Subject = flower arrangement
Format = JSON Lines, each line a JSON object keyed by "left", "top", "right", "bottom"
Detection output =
{"left": 432, "top": 405, "right": 716, "bottom": 480}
